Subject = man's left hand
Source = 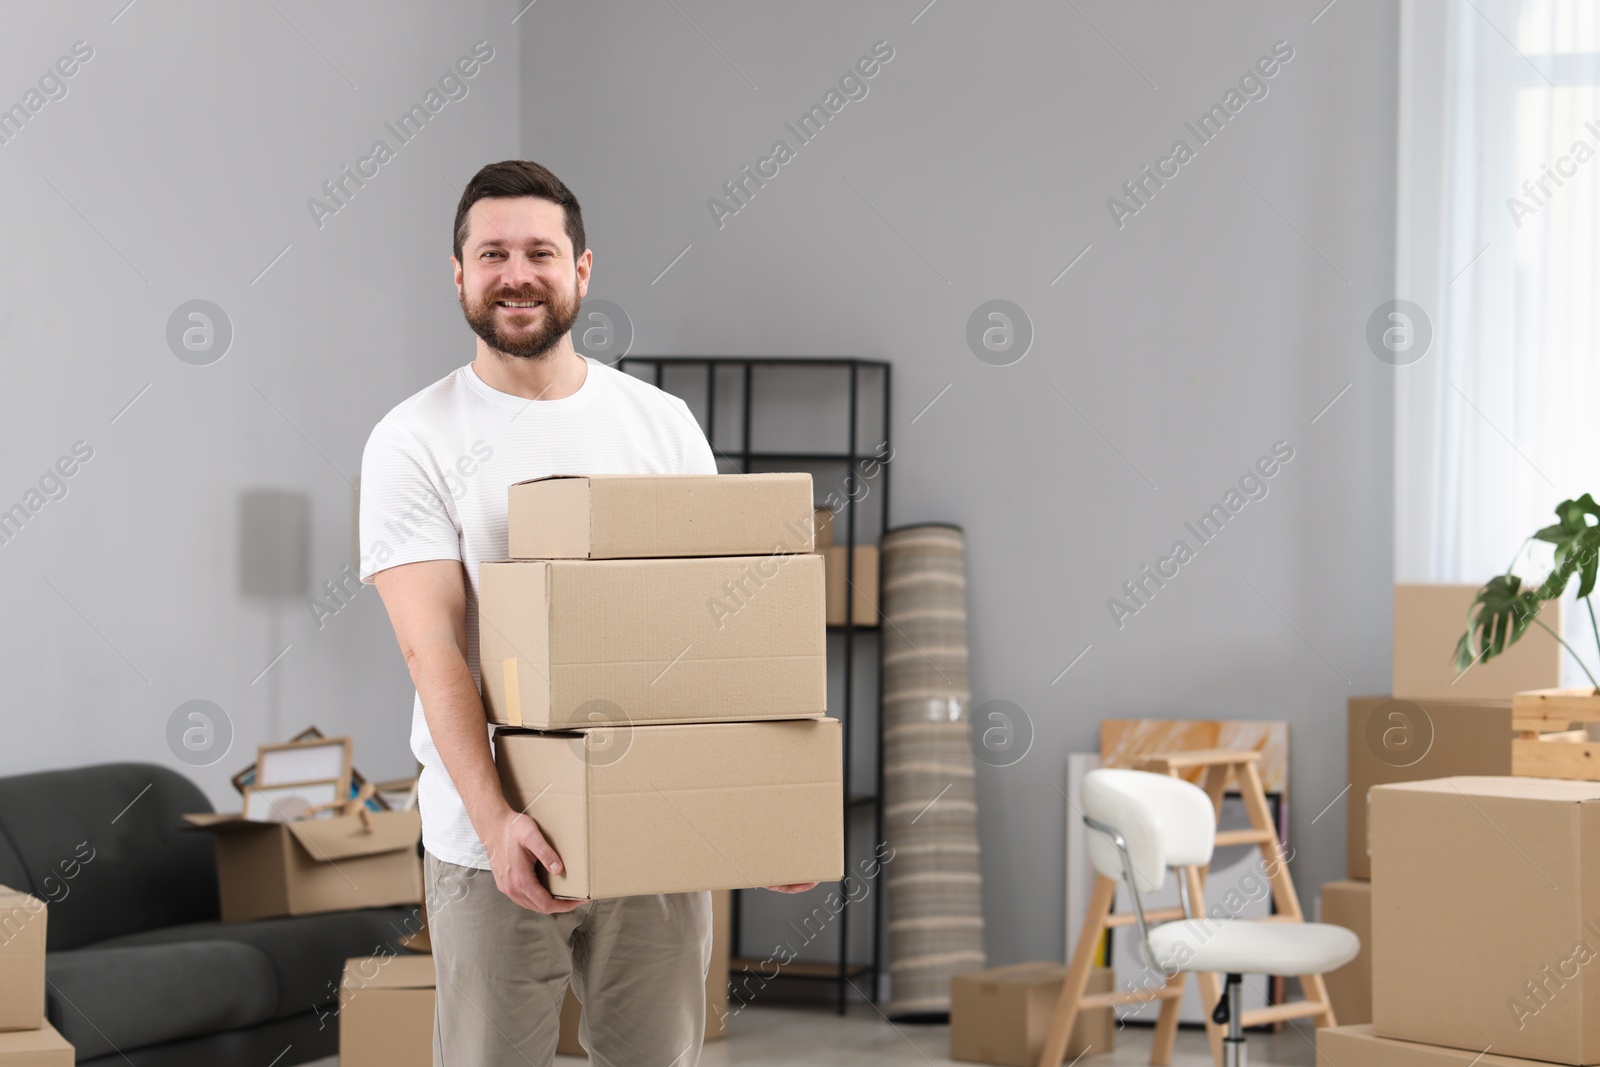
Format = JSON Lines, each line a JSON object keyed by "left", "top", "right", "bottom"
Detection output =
{"left": 762, "top": 882, "right": 818, "bottom": 893}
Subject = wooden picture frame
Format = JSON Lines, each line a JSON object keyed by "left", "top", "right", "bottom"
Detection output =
{"left": 256, "top": 737, "right": 353, "bottom": 801}
{"left": 242, "top": 779, "right": 342, "bottom": 823}
{"left": 231, "top": 726, "right": 390, "bottom": 811}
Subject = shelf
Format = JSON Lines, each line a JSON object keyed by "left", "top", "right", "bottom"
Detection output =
{"left": 619, "top": 356, "right": 891, "bottom": 369}
{"left": 730, "top": 957, "right": 875, "bottom": 980}
{"left": 637, "top": 355, "right": 890, "bottom": 1016}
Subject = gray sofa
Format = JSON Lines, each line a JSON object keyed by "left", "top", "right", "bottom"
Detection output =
{"left": 0, "top": 762, "right": 422, "bottom": 1066}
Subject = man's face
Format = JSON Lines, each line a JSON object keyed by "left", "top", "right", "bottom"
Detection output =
{"left": 455, "top": 196, "right": 589, "bottom": 361}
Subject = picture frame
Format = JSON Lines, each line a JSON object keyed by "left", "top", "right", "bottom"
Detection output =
{"left": 256, "top": 737, "right": 353, "bottom": 800}
{"left": 242, "top": 779, "right": 342, "bottom": 823}
{"left": 231, "top": 726, "right": 389, "bottom": 812}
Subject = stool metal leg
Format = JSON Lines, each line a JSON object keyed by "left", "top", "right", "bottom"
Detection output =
{"left": 1209, "top": 973, "right": 1245, "bottom": 1067}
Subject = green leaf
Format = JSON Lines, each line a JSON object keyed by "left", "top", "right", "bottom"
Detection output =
{"left": 1455, "top": 574, "right": 1543, "bottom": 671}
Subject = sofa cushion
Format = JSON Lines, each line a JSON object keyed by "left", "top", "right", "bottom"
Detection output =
{"left": 47, "top": 941, "right": 278, "bottom": 1061}
{"left": 92, "top": 905, "right": 422, "bottom": 1020}
{"left": 0, "top": 762, "right": 219, "bottom": 949}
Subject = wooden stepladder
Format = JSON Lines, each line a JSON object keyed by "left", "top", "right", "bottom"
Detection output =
{"left": 1037, "top": 749, "right": 1337, "bottom": 1067}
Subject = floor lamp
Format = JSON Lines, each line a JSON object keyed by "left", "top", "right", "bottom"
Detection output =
{"left": 239, "top": 488, "right": 310, "bottom": 743}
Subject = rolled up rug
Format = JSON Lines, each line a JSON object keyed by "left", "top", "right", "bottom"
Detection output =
{"left": 879, "top": 523, "right": 986, "bottom": 1020}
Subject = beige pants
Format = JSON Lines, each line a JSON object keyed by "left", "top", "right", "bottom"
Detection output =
{"left": 425, "top": 852, "right": 712, "bottom": 1067}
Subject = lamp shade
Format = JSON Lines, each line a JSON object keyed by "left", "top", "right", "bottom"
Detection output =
{"left": 238, "top": 488, "right": 310, "bottom": 597}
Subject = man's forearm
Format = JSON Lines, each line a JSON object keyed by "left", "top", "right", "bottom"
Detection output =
{"left": 408, "top": 644, "right": 511, "bottom": 840}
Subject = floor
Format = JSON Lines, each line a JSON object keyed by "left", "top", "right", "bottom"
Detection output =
{"left": 305, "top": 1007, "right": 1321, "bottom": 1065}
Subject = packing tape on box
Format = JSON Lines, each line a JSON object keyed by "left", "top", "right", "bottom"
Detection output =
{"left": 502, "top": 659, "right": 523, "bottom": 728}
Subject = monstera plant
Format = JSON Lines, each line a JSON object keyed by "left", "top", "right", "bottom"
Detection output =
{"left": 1455, "top": 493, "right": 1600, "bottom": 695}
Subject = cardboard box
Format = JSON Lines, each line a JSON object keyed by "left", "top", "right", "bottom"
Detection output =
{"left": 1319, "top": 880, "right": 1372, "bottom": 1025}
{"left": 557, "top": 888, "right": 731, "bottom": 1055}
{"left": 1371, "top": 777, "right": 1600, "bottom": 1064}
{"left": 1347, "top": 696, "right": 1512, "bottom": 879}
{"left": 0, "top": 1021, "right": 72, "bottom": 1066}
{"left": 0, "top": 887, "right": 45, "bottom": 1032}
{"left": 479, "top": 555, "right": 827, "bottom": 729}
{"left": 496, "top": 719, "right": 843, "bottom": 899}
{"left": 950, "top": 963, "right": 1115, "bottom": 1065}
{"left": 821, "top": 544, "right": 878, "bottom": 627}
{"left": 814, "top": 506, "right": 834, "bottom": 547}
{"left": 1321, "top": 1024, "right": 1560, "bottom": 1065}
{"left": 339, "top": 954, "right": 434, "bottom": 1067}
{"left": 182, "top": 809, "right": 422, "bottom": 922}
{"left": 1395, "top": 583, "right": 1564, "bottom": 701}
{"left": 507, "top": 473, "right": 814, "bottom": 559}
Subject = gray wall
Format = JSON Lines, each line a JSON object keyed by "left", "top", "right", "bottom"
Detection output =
{"left": 513, "top": 0, "right": 1398, "bottom": 974}
{"left": 2, "top": 0, "right": 1397, "bottom": 989}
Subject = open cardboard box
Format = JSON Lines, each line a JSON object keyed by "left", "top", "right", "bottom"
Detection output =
{"left": 183, "top": 809, "right": 421, "bottom": 922}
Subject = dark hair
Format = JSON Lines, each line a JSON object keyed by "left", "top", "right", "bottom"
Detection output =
{"left": 452, "top": 160, "right": 586, "bottom": 264}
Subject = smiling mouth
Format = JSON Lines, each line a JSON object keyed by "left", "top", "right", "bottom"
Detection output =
{"left": 497, "top": 300, "right": 543, "bottom": 312}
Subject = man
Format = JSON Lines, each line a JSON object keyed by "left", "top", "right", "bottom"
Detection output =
{"left": 358, "top": 160, "right": 814, "bottom": 1067}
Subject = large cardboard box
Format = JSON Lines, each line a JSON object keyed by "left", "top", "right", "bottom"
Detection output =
{"left": 557, "top": 888, "right": 731, "bottom": 1055}
{"left": 0, "top": 887, "right": 45, "bottom": 1032}
{"left": 1347, "top": 696, "right": 1512, "bottom": 879}
{"left": 1321, "top": 1024, "right": 1562, "bottom": 1065}
{"left": 496, "top": 719, "right": 843, "bottom": 899}
{"left": 183, "top": 809, "right": 422, "bottom": 922}
{"left": 507, "top": 473, "right": 814, "bottom": 560}
{"left": 950, "top": 963, "right": 1115, "bottom": 1065}
{"left": 1395, "top": 583, "right": 1563, "bottom": 701}
{"left": 820, "top": 545, "right": 878, "bottom": 627}
{"left": 0, "top": 1021, "right": 72, "bottom": 1066}
{"left": 478, "top": 555, "right": 827, "bottom": 730}
{"left": 340, "top": 954, "right": 434, "bottom": 1067}
{"left": 1319, "top": 880, "right": 1372, "bottom": 1025}
{"left": 1371, "top": 777, "right": 1600, "bottom": 1064}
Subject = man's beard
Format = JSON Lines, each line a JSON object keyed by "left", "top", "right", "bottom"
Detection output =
{"left": 460, "top": 278, "right": 582, "bottom": 360}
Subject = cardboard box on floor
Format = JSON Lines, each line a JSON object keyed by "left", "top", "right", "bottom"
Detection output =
{"left": 478, "top": 554, "right": 827, "bottom": 730}
{"left": 0, "top": 1020, "right": 72, "bottom": 1066}
{"left": 1394, "top": 583, "right": 1563, "bottom": 701}
{"left": 0, "top": 886, "right": 45, "bottom": 1032}
{"left": 497, "top": 719, "right": 843, "bottom": 899}
{"left": 1347, "top": 696, "right": 1513, "bottom": 879}
{"left": 556, "top": 889, "right": 731, "bottom": 1056}
{"left": 1321, "top": 1024, "right": 1565, "bottom": 1066}
{"left": 949, "top": 963, "right": 1116, "bottom": 1066}
{"left": 1318, "top": 880, "right": 1372, "bottom": 1025}
{"left": 182, "top": 809, "right": 422, "bottom": 922}
{"left": 820, "top": 544, "right": 878, "bottom": 627}
{"left": 507, "top": 473, "right": 815, "bottom": 560}
{"left": 339, "top": 954, "right": 434, "bottom": 1067}
{"left": 1371, "top": 776, "right": 1600, "bottom": 1064}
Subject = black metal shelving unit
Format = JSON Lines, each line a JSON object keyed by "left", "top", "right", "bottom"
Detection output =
{"left": 617, "top": 356, "right": 892, "bottom": 1016}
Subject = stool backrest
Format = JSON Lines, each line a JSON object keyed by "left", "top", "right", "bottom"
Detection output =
{"left": 1081, "top": 768, "right": 1216, "bottom": 894}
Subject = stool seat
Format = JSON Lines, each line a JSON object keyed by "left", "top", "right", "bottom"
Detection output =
{"left": 1148, "top": 919, "right": 1360, "bottom": 976}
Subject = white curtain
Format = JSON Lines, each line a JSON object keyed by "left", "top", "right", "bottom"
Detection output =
{"left": 1396, "top": 0, "right": 1600, "bottom": 682}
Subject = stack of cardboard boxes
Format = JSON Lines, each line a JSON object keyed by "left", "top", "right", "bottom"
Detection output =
{"left": 0, "top": 885, "right": 73, "bottom": 1064}
{"left": 481, "top": 471, "right": 843, "bottom": 898}
{"left": 1318, "top": 584, "right": 1577, "bottom": 1063}
{"left": 340, "top": 472, "right": 843, "bottom": 1065}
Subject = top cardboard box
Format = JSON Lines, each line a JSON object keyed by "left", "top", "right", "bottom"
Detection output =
{"left": 1371, "top": 776, "right": 1600, "bottom": 1065}
{"left": 1394, "top": 583, "right": 1563, "bottom": 701}
{"left": 508, "top": 473, "right": 815, "bottom": 560}
{"left": 0, "top": 885, "right": 45, "bottom": 1032}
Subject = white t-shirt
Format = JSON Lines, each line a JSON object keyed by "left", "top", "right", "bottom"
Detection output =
{"left": 358, "top": 356, "right": 717, "bottom": 869}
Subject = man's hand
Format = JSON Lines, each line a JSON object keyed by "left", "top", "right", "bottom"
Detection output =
{"left": 763, "top": 882, "right": 819, "bottom": 894}
{"left": 486, "top": 807, "right": 583, "bottom": 914}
